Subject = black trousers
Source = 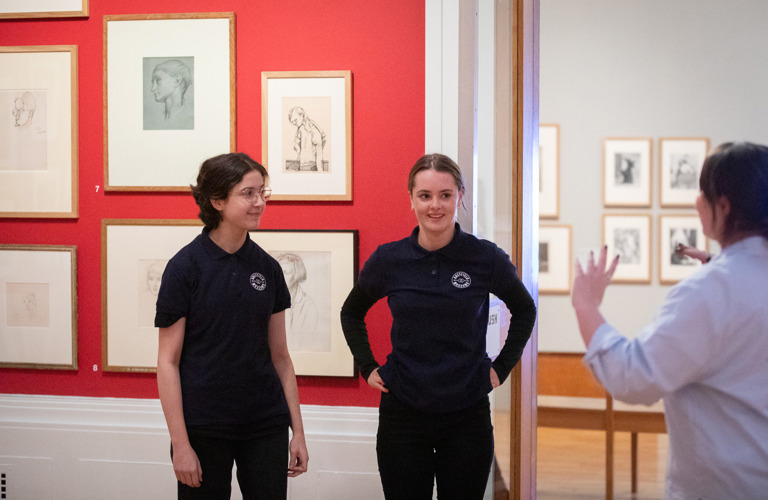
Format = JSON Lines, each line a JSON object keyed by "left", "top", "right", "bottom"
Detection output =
{"left": 376, "top": 393, "right": 494, "bottom": 500}
{"left": 174, "top": 427, "right": 288, "bottom": 500}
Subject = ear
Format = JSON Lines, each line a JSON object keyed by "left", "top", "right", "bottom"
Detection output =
{"left": 210, "top": 198, "right": 225, "bottom": 211}
{"left": 715, "top": 196, "right": 731, "bottom": 218}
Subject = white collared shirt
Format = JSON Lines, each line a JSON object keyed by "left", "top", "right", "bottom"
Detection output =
{"left": 585, "top": 236, "right": 768, "bottom": 499}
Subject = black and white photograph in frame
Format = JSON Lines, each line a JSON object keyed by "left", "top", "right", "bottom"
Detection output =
{"left": 104, "top": 13, "right": 235, "bottom": 191}
{"left": 659, "top": 214, "right": 707, "bottom": 284}
{"left": 0, "top": 244, "right": 77, "bottom": 370}
{"left": 539, "top": 225, "right": 571, "bottom": 294}
{"left": 659, "top": 137, "right": 710, "bottom": 207}
{"left": 262, "top": 71, "right": 352, "bottom": 201}
{"left": 250, "top": 229, "right": 357, "bottom": 376}
{"left": 603, "top": 138, "right": 652, "bottom": 207}
{"left": 602, "top": 214, "right": 652, "bottom": 284}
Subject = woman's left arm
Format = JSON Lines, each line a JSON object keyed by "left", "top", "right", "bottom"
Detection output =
{"left": 268, "top": 310, "right": 309, "bottom": 477}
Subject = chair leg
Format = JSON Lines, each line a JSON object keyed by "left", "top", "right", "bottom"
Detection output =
{"left": 631, "top": 432, "right": 639, "bottom": 493}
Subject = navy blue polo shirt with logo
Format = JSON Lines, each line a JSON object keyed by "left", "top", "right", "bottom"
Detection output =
{"left": 342, "top": 224, "right": 536, "bottom": 414}
{"left": 155, "top": 229, "right": 291, "bottom": 431}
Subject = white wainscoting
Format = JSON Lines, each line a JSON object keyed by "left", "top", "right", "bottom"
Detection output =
{"left": 0, "top": 394, "right": 382, "bottom": 500}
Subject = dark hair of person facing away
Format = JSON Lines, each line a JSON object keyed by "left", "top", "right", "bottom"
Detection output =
{"left": 191, "top": 152, "right": 268, "bottom": 230}
{"left": 407, "top": 153, "right": 466, "bottom": 194}
{"left": 699, "top": 141, "right": 768, "bottom": 241}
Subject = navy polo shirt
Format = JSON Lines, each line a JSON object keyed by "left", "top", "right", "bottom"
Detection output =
{"left": 155, "top": 229, "right": 291, "bottom": 430}
{"left": 342, "top": 224, "right": 536, "bottom": 413}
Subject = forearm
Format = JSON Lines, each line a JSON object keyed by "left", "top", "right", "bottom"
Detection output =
{"left": 272, "top": 354, "right": 305, "bottom": 437}
{"left": 157, "top": 361, "right": 191, "bottom": 449}
{"left": 340, "top": 285, "right": 380, "bottom": 380}
{"left": 573, "top": 304, "right": 607, "bottom": 347}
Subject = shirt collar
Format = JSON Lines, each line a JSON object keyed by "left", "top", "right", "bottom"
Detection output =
{"left": 201, "top": 227, "right": 253, "bottom": 260}
{"left": 407, "top": 222, "right": 466, "bottom": 258}
{"left": 722, "top": 235, "right": 768, "bottom": 258}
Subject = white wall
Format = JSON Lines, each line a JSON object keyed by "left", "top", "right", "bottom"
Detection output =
{"left": 538, "top": 0, "right": 768, "bottom": 351}
{"left": 0, "top": 394, "right": 382, "bottom": 500}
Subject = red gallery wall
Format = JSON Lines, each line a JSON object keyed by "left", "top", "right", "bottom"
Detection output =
{"left": 0, "top": 0, "right": 425, "bottom": 408}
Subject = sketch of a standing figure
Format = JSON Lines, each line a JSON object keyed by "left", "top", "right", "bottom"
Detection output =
{"left": 669, "top": 228, "right": 698, "bottom": 266}
{"left": 287, "top": 106, "right": 327, "bottom": 171}
{"left": 276, "top": 252, "right": 331, "bottom": 352}
{"left": 670, "top": 154, "right": 699, "bottom": 190}
{"left": 143, "top": 57, "right": 194, "bottom": 130}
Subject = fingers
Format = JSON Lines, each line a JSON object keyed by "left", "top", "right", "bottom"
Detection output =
{"left": 606, "top": 254, "right": 620, "bottom": 278}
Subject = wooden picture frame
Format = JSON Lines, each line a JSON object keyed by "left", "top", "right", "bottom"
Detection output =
{"left": 603, "top": 138, "right": 652, "bottom": 208}
{"left": 102, "top": 219, "right": 203, "bottom": 372}
{"left": 250, "top": 229, "right": 357, "bottom": 377}
{"left": 602, "top": 214, "right": 652, "bottom": 284}
{"left": 0, "top": 46, "right": 78, "bottom": 218}
{"left": 658, "top": 214, "right": 707, "bottom": 285}
{"left": 262, "top": 71, "right": 352, "bottom": 201}
{"left": 0, "top": 244, "right": 77, "bottom": 370}
{"left": 659, "top": 137, "right": 710, "bottom": 208}
{"left": 104, "top": 13, "right": 236, "bottom": 191}
{"left": 0, "top": 0, "right": 88, "bottom": 19}
{"left": 539, "top": 124, "right": 560, "bottom": 219}
{"left": 539, "top": 225, "right": 572, "bottom": 294}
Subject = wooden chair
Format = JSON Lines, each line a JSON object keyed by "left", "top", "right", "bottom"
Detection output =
{"left": 537, "top": 352, "right": 666, "bottom": 498}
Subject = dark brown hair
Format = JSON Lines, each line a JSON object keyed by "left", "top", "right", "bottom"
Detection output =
{"left": 699, "top": 142, "right": 768, "bottom": 241}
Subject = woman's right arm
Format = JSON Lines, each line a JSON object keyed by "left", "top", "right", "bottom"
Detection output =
{"left": 340, "top": 284, "right": 382, "bottom": 386}
{"left": 157, "top": 317, "right": 202, "bottom": 488}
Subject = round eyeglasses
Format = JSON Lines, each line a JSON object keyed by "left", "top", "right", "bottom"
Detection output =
{"left": 238, "top": 186, "right": 272, "bottom": 203}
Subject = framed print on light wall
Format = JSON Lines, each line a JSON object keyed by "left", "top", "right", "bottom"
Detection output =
{"left": 659, "top": 137, "right": 710, "bottom": 207}
{"left": 262, "top": 71, "right": 352, "bottom": 201}
{"left": 603, "top": 137, "right": 652, "bottom": 208}
{"left": 0, "top": 0, "right": 88, "bottom": 19}
{"left": 102, "top": 219, "right": 203, "bottom": 372}
{"left": 539, "top": 124, "right": 560, "bottom": 219}
{"left": 539, "top": 225, "right": 571, "bottom": 294}
{"left": 104, "top": 13, "right": 235, "bottom": 191}
{"left": 250, "top": 229, "right": 357, "bottom": 377}
{"left": 0, "top": 46, "right": 78, "bottom": 218}
{"left": 659, "top": 214, "right": 707, "bottom": 285}
{"left": 0, "top": 244, "right": 77, "bottom": 370}
{"left": 603, "top": 214, "right": 652, "bottom": 284}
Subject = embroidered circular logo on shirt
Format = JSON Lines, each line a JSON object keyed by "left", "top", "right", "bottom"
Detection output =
{"left": 451, "top": 271, "right": 471, "bottom": 288}
{"left": 249, "top": 272, "right": 267, "bottom": 291}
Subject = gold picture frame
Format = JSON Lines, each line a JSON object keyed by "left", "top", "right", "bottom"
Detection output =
{"left": 602, "top": 214, "right": 652, "bottom": 284}
{"left": 104, "top": 13, "right": 236, "bottom": 191}
{"left": 262, "top": 71, "right": 352, "bottom": 200}
{"left": 0, "top": 0, "right": 88, "bottom": 19}
{"left": 603, "top": 137, "right": 653, "bottom": 208}
{"left": 0, "top": 46, "right": 78, "bottom": 218}
{"left": 0, "top": 244, "right": 77, "bottom": 370}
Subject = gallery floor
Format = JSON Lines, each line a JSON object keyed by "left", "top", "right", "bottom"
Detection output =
{"left": 493, "top": 413, "right": 668, "bottom": 499}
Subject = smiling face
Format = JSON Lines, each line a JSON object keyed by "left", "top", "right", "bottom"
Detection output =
{"left": 410, "top": 168, "right": 463, "bottom": 242}
{"left": 212, "top": 170, "right": 268, "bottom": 232}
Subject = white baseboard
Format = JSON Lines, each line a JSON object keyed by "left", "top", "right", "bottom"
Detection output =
{"left": 0, "top": 394, "right": 382, "bottom": 500}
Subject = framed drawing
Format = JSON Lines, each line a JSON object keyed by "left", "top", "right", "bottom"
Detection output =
{"left": 659, "top": 137, "right": 710, "bottom": 207}
{"left": 603, "top": 138, "right": 652, "bottom": 207}
{"left": 102, "top": 219, "right": 203, "bottom": 372}
{"left": 0, "top": 244, "right": 77, "bottom": 370}
{"left": 250, "top": 229, "right": 357, "bottom": 376}
{"left": 0, "top": 46, "right": 78, "bottom": 218}
{"left": 104, "top": 13, "right": 235, "bottom": 191}
{"left": 659, "top": 214, "right": 707, "bottom": 284}
{"left": 0, "top": 0, "right": 88, "bottom": 19}
{"left": 539, "top": 225, "right": 571, "bottom": 294}
{"left": 602, "top": 214, "right": 651, "bottom": 284}
{"left": 539, "top": 124, "right": 560, "bottom": 219}
{"left": 262, "top": 71, "right": 352, "bottom": 201}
